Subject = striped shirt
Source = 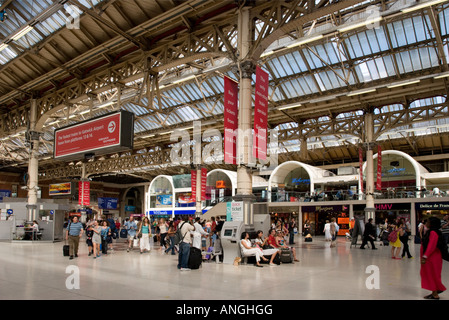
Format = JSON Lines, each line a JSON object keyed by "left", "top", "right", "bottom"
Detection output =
{"left": 67, "top": 222, "right": 84, "bottom": 236}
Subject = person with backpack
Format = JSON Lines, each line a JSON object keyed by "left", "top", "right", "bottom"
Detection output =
{"left": 389, "top": 221, "right": 402, "bottom": 260}
{"left": 420, "top": 217, "right": 447, "bottom": 299}
{"left": 177, "top": 216, "right": 194, "bottom": 271}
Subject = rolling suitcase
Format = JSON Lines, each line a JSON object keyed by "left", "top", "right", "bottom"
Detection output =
{"left": 63, "top": 244, "right": 70, "bottom": 257}
{"left": 120, "top": 229, "right": 128, "bottom": 239}
{"left": 280, "top": 248, "right": 293, "bottom": 263}
{"left": 188, "top": 247, "right": 202, "bottom": 269}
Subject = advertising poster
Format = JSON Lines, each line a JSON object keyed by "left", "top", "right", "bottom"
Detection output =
{"left": 49, "top": 182, "right": 72, "bottom": 196}
{"left": 253, "top": 66, "right": 269, "bottom": 160}
{"left": 201, "top": 167, "right": 207, "bottom": 201}
{"left": 223, "top": 76, "right": 239, "bottom": 165}
{"left": 376, "top": 145, "right": 382, "bottom": 190}
{"left": 78, "top": 181, "right": 90, "bottom": 206}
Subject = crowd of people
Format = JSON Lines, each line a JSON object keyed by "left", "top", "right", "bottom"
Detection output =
{"left": 64, "top": 212, "right": 449, "bottom": 299}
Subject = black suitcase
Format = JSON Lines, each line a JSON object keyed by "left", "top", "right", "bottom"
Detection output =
{"left": 280, "top": 248, "right": 293, "bottom": 263}
{"left": 120, "top": 229, "right": 128, "bottom": 239}
{"left": 63, "top": 244, "right": 70, "bottom": 257}
{"left": 188, "top": 247, "right": 202, "bottom": 269}
{"left": 305, "top": 237, "right": 312, "bottom": 242}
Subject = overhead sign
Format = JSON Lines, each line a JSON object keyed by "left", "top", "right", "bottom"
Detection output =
{"left": 49, "top": 182, "right": 72, "bottom": 196}
{"left": 54, "top": 110, "right": 134, "bottom": 160}
{"left": 98, "top": 197, "right": 118, "bottom": 210}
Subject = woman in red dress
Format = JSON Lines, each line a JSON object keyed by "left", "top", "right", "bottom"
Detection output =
{"left": 420, "top": 217, "right": 446, "bottom": 299}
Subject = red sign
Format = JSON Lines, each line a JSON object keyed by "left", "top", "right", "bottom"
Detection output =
{"left": 54, "top": 112, "right": 122, "bottom": 159}
{"left": 78, "top": 181, "right": 90, "bottom": 206}
{"left": 253, "top": 66, "right": 269, "bottom": 160}
{"left": 223, "top": 76, "right": 239, "bottom": 164}
{"left": 201, "top": 167, "right": 207, "bottom": 201}
{"left": 359, "top": 147, "right": 364, "bottom": 194}
{"left": 376, "top": 145, "right": 382, "bottom": 191}
{"left": 191, "top": 170, "right": 197, "bottom": 201}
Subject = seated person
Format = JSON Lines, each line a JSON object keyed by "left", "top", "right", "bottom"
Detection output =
{"left": 240, "top": 232, "right": 270, "bottom": 267}
{"left": 274, "top": 230, "right": 300, "bottom": 262}
{"left": 254, "top": 230, "right": 279, "bottom": 265}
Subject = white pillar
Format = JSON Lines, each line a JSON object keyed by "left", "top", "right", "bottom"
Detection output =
{"left": 364, "top": 112, "right": 375, "bottom": 221}
{"left": 234, "top": 7, "right": 256, "bottom": 226}
{"left": 27, "top": 99, "right": 39, "bottom": 221}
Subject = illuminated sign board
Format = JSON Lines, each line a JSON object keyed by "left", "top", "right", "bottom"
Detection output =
{"left": 53, "top": 110, "right": 134, "bottom": 160}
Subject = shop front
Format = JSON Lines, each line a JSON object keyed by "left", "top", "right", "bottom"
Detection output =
{"left": 353, "top": 202, "right": 411, "bottom": 226}
{"left": 301, "top": 204, "right": 350, "bottom": 236}
{"left": 415, "top": 201, "right": 449, "bottom": 231}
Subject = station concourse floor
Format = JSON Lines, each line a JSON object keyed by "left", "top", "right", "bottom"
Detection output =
{"left": 0, "top": 235, "right": 447, "bottom": 301}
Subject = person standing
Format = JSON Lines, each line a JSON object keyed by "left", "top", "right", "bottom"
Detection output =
{"left": 100, "top": 220, "right": 111, "bottom": 255}
{"left": 399, "top": 220, "right": 412, "bottom": 259}
{"left": 66, "top": 216, "right": 84, "bottom": 260}
{"left": 165, "top": 221, "right": 177, "bottom": 255}
{"left": 177, "top": 216, "right": 194, "bottom": 271}
{"left": 288, "top": 218, "right": 297, "bottom": 245}
{"left": 124, "top": 216, "right": 137, "bottom": 252}
{"left": 360, "top": 218, "right": 377, "bottom": 250}
{"left": 91, "top": 220, "right": 102, "bottom": 258}
{"left": 421, "top": 217, "right": 447, "bottom": 299}
{"left": 159, "top": 218, "right": 168, "bottom": 250}
{"left": 440, "top": 215, "right": 449, "bottom": 244}
{"left": 138, "top": 217, "right": 151, "bottom": 254}
{"left": 330, "top": 218, "right": 339, "bottom": 248}
{"left": 323, "top": 220, "right": 331, "bottom": 242}
{"left": 389, "top": 221, "right": 402, "bottom": 260}
{"left": 85, "top": 221, "right": 94, "bottom": 256}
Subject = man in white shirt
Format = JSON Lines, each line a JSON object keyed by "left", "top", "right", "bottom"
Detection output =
{"left": 193, "top": 217, "right": 209, "bottom": 250}
{"left": 178, "top": 217, "right": 195, "bottom": 271}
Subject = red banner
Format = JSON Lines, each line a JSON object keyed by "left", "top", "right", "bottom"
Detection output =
{"left": 359, "top": 147, "right": 364, "bottom": 194}
{"left": 223, "top": 76, "right": 239, "bottom": 164}
{"left": 253, "top": 66, "right": 269, "bottom": 160}
{"left": 376, "top": 145, "right": 382, "bottom": 191}
{"left": 201, "top": 167, "right": 207, "bottom": 201}
{"left": 78, "top": 181, "right": 90, "bottom": 206}
{"left": 191, "top": 170, "right": 197, "bottom": 201}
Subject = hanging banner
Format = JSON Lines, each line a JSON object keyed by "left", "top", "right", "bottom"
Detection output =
{"left": 223, "top": 76, "right": 239, "bottom": 164}
{"left": 191, "top": 169, "right": 197, "bottom": 202}
{"left": 376, "top": 145, "right": 382, "bottom": 191}
{"left": 201, "top": 167, "right": 207, "bottom": 201}
{"left": 359, "top": 147, "right": 364, "bottom": 194}
{"left": 78, "top": 181, "right": 90, "bottom": 206}
{"left": 253, "top": 66, "right": 269, "bottom": 160}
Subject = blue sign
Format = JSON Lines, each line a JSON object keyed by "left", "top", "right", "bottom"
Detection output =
{"left": 6, "top": 209, "right": 13, "bottom": 215}
{"left": 125, "top": 205, "right": 136, "bottom": 212}
{"left": 50, "top": 210, "right": 54, "bottom": 215}
{"left": 98, "top": 197, "right": 118, "bottom": 210}
{"left": 148, "top": 209, "right": 208, "bottom": 215}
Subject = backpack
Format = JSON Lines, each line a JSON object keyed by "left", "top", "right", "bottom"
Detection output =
{"left": 173, "top": 222, "right": 187, "bottom": 245}
{"left": 388, "top": 229, "right": 398, "bottom": 243}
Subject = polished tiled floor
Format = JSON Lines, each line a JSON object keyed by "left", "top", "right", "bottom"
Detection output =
{"left": 0, "top": 235, "right": 447, "bottom": 300}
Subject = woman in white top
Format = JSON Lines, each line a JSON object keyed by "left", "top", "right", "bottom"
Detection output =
{"left": 255, "top": 230, "right": 279, "bottom": 265}
{"left": 240, "top": 232, "right": 269, "bottom": 267}
{"left": 159, "top": 218, "right": 168, "bottom": 250}
{"left": 323, "top": 220, "right": 331, "bottom": 241}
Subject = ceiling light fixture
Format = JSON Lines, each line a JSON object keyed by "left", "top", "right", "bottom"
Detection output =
{"left": 286, "top": 34, "right": 324, "bottom": 49}
{"left": 387, "top": 79, "right": 421, "bottom": 88}
{"left": 346, "top": 88, "right": 376, "bottom": 96}
{"left": 338, "top": 16, "right": 383, "bottom": 33}
{"left": 401, "top": 0, "right": 447, "bottom": 13}
{"left": 12, "top": 25, "right": 34, "bottom": 41}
